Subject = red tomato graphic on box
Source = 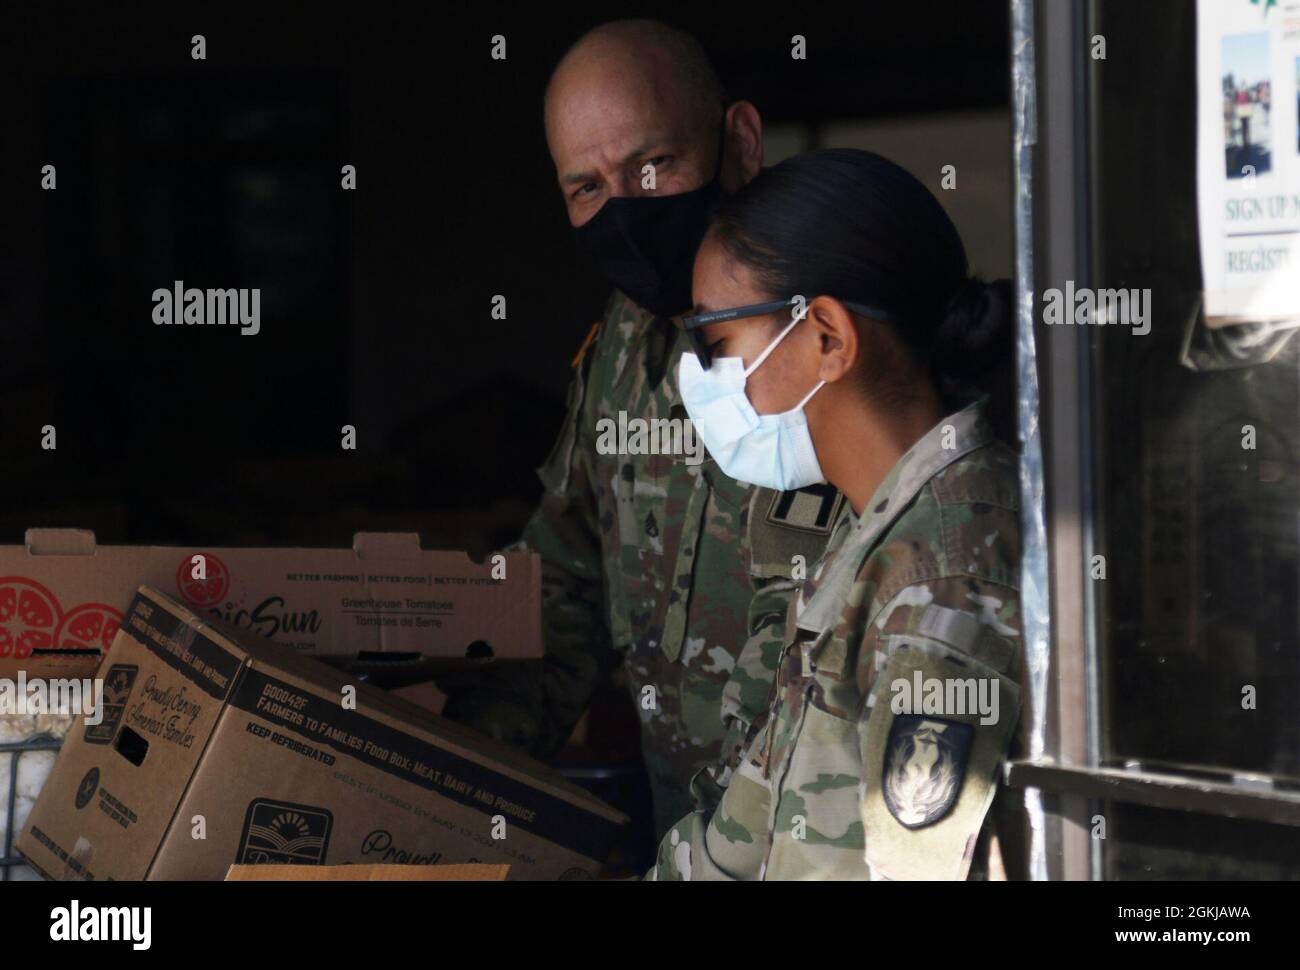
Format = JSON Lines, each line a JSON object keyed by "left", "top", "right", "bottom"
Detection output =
{"left": 176, "top": 553, "right": 231, "bottom": 608}
{"left": 55, "top": 602, "right": 124, "bottom": 653}
{"left": 0, "top": 576, "right": 63, "bottom": 659}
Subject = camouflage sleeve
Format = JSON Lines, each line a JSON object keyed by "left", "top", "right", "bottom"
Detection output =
{"left": 647, "top": 719, "right": 775, "bottom": 881}
{"left": 854, "top": 577, "right": 1022, "bottom": 881}
{"left": 439, "top": 325, "right": 616, "bottom": 759}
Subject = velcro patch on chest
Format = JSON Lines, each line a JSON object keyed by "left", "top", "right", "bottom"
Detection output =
{"left": 766, "top": 484, "right": 845, "bottom": 534}
{"left": 749, "top": 485, "right": 847, "bottom": 580}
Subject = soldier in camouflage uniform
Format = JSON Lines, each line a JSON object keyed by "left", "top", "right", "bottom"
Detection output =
{"left": 648, "top": 148, "right": 1024, "bottom": 878}
{"left": 440, "top": 20, "right": 843, "bottom": 838}
{"left": 650, "top": 399, "right": 1022, "bottom": 879}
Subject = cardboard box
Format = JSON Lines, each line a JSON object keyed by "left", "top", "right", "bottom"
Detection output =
{"left": 16, "top": 586, "right": 626, "bottom": 881}
{"left": 225, "top": 863, "right": 509, "bottom": 881}
{"left": 0, "top": 529, "right": 541, "bottom": 682}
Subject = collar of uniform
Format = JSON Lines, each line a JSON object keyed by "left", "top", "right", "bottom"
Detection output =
{"left": 791, "top": 504, "right": 858, "bottom": 626}
{"left": 794, "top": 397, "right": 994, "bottom": 635}
{"left": 608, "top": 290, "right": 681, "bottom": 390}
{"left": 606, "top": 292, "right": 718, "bottom": 481}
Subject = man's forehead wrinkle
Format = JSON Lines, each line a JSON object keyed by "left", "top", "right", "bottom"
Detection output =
{"left": 550, "top": 84, "right": 684, "bottom": 180}
{"left": 560, "top": 122, "right": 670, "bottom": 180}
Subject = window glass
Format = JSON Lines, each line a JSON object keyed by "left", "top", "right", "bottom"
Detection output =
{"left": 1091, "top": 0, "right": 1300, "bottom": 875}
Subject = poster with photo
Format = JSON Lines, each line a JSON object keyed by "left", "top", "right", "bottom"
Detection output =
{"left": 1197, "top": 0, "right": 1300, "bottom": 326}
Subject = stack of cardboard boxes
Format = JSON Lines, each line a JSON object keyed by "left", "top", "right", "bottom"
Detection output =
{"left": 1, "top": 530, "right": 626, "bottom": 881}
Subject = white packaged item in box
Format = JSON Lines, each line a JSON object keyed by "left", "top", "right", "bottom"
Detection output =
{"left": 1, "top": 706, "right": 77, "bottom": 881}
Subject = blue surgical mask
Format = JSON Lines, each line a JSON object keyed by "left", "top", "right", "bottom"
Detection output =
{"left": 677, "top": 312, "right": 827, "bottom": 490}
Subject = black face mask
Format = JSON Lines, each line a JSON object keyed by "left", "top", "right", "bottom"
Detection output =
{"left": 574, "top": 125, "right": 726, "bottom": 318}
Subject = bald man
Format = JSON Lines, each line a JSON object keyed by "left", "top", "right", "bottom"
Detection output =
{"left": 441, "top": 20, "right": 846, "bottom": 844}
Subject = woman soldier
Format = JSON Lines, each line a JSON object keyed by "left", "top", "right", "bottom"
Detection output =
{"left": 651, "top": 148, "right": 1023, "bottom": 880}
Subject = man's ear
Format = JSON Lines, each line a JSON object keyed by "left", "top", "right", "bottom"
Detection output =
{"left": 810, "top": 296, "right": 858, "bottom": 384}
{"left": 724, "top": 101, "right": 764, "bottom": 189}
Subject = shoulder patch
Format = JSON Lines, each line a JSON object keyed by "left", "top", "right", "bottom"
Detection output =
{"left": 861, "top": 639, "right": 1021, "bottom": 880}
{"left": 883, "top": 715, "right": 974, "bottom": 828}
{"left": 766, "top": 484, "right": 845, "bottom": 535}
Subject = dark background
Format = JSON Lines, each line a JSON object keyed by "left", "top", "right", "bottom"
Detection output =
{"left": 0, "top": 4, "right": 1011, "bottom": 557}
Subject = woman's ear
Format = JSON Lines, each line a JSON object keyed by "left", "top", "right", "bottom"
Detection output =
{"left": 809, "top": 296, "right": 858, "bottom": 384}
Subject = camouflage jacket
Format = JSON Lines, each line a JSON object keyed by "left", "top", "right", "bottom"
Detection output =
{"left": 648, "top": 399, "right": 1024, "bottom": 879}
{"left": 440, "top": 290, "right": 844, "bottom": 837}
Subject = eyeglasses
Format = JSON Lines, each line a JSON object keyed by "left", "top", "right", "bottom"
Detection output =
{"left": 681, "top": 296, "right": 900, "bottom": 369}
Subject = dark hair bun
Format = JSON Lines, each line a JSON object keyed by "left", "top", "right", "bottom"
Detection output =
{"left": 935, "top": 279, "right": 1013, "bottom": 416}
{"left": 934, "top": 278, "right": 1014, "bottom": 372}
